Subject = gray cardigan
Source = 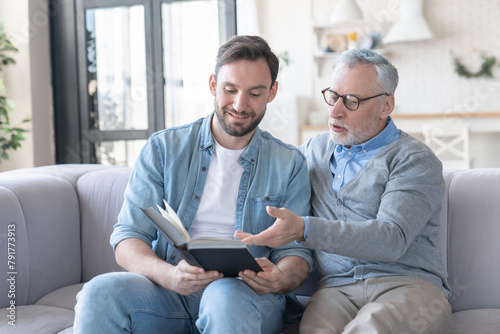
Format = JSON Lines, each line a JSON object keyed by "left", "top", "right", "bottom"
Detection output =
{"left": 300, "top": 131, "right": 451, "bottom": 297}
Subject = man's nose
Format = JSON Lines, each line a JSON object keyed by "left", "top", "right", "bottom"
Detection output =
{"left": 329, "top": 100, "right": 346, "bottom": 118}
{"left": 233, "top": 93, "right": 248, "bottom": 111}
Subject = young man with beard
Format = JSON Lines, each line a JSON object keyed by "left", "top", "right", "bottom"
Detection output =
{"left": 236, "top": 49, "right": 452, "bottom": 333}
{"left": 74, "top": 35, "right": 313, "bottom": 334}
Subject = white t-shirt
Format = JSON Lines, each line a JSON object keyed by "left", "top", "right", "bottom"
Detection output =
{"left": 189, "top": 140, "right": 245, "bottom": 239}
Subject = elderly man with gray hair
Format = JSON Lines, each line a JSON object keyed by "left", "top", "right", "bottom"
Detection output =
{"left": 236, "top": 48, "right": 452, "bottom": 333}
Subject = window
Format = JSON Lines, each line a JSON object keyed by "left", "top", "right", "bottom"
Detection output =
{"left": 50, "top": 0, "right": 236, "bottom": 166}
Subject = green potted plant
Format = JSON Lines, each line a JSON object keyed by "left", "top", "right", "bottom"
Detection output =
{"left": 0, "top": 20, "right": 29, "bottom": 162}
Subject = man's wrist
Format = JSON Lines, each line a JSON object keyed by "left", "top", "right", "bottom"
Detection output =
{"left": 295, "top": 216, "right": 309, "bottom": 244}
{"left": 302, "top": 216, "right": 309, "bottom": 240}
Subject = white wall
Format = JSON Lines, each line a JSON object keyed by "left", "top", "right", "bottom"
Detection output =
{"left": 252, "top": 0, "right": 314, "bottom": 145}
{"left": 308, "top": 0, "right": 500, "bottom": 115}
{"left": 0, "top": 0, "right": 54, "bottom": 172}
{"left": 255, "top": 0, "right": 314, "bottom": 119}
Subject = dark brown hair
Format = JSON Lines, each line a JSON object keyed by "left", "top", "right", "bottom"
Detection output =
{"left": 214, "top": 35, "right": 279, "bottom": 88}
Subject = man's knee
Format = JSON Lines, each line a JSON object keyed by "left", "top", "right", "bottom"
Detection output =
{"left": 203, "top": 278, "right": 248, "bottom": 295}
{"left": 198, "top": 278, "right": 285, "bottom": 333}
{"left": 200, "top": 278, "right": 252, "bottom": 311}
{"left": 77, "top": 272, "right": 146, "bottom": 312}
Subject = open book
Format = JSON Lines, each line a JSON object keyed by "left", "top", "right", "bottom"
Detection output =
{"left": 141, "top": 200, "right": 262, "bottom": 277}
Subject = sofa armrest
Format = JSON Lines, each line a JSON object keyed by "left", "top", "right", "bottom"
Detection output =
{"left": 0, "top": 173, "right": 81, "bottom": 307}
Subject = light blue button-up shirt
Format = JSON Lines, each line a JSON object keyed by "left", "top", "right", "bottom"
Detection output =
{"left": 111, "top": 113, "right": 314, "bottom": 271}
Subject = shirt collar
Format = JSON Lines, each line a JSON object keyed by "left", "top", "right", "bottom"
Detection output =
{"left": 199, "top": 113, "right": 216, "bottom": 153}
{"left": 335, "top": 116, "right": 399, "bottom": 154}
{"left": 200, "top": 112, "right": 260, "bottom": 165}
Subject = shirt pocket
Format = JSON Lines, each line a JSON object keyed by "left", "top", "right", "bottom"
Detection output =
{"left": 250, "top": 195, "right": 283, "bottom": 234}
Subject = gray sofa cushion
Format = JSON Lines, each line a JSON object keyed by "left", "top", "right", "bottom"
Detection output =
{"left": 6, "top": 164, "right": 115, "bottom": 188}
{"left": 452, "top": 309, "right": 500, "bottom": 334}
{"left": 0, "top": 305, "right": 74, "bottom": 334}
{"left": 78, "top": 168, "right": 130, "bottom": 281}
{"left": 435, "top": 169, "right": 461, "bottom": 271}
{"left": 0, "top": 185, "right": 29, "bottom": 309}
{"left": 35, "top": 283, "right": 84, "bottom": 311}
{"left": 0, "top": 173, "right": 81, "bottom": 306}
{"left": 447, "top": 169, "right": 500, "bottom": 312}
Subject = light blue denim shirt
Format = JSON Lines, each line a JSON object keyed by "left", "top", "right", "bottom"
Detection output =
{"left": 111, "top": 113, "right": 314, "bottom": 272}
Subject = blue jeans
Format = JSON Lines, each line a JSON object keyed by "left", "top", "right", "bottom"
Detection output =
{"left": 74, "top": 272, "right": 286, "bottom": 334}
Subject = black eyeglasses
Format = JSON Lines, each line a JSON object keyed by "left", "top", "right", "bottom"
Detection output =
{"left": 321, "top": 88, "right": 390, "bottom": 111}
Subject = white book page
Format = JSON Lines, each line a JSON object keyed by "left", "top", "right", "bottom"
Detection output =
{"left": 159, "top": 200, "right": 191, "bottom": 242}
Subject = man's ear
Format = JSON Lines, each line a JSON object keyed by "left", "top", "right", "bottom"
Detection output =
{"left": 267, "top": 81, "right": 279, "bottom": 103}
{"left": 209, "top": 74, "right": 217, "bottom": 96}
{"left": 381, "top": 94, "right": 395, "bottom": 119}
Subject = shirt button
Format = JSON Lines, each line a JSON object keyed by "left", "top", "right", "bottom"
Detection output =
{"left": 337, "top": 174, "right": 342, "bottom": 179}
{"left": 194, "top": 195, "right": 200, "bottom": 200}
{"left": 348, "top": 151, "right": 352, "bottom": 155}
{"left": 170, "top": 255, "right": 175, "bottom": 260}
{"left": 337, "top": 199, "right": 343, "bottom": 205}
{"left": 201, "top": 167, "right": 206, "bottom": 171}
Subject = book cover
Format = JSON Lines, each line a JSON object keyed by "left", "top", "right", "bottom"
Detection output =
{"left": 141, "top": 200, "right": 262, "bottom": 277}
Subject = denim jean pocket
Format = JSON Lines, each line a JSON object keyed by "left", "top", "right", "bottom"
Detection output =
{"left": 249, "top": 195, "right": 282, "bottom": 234}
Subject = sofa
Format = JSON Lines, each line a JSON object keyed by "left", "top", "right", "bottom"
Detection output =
{"left": 0, "top": 164, "right": 499, "bottom": 334}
